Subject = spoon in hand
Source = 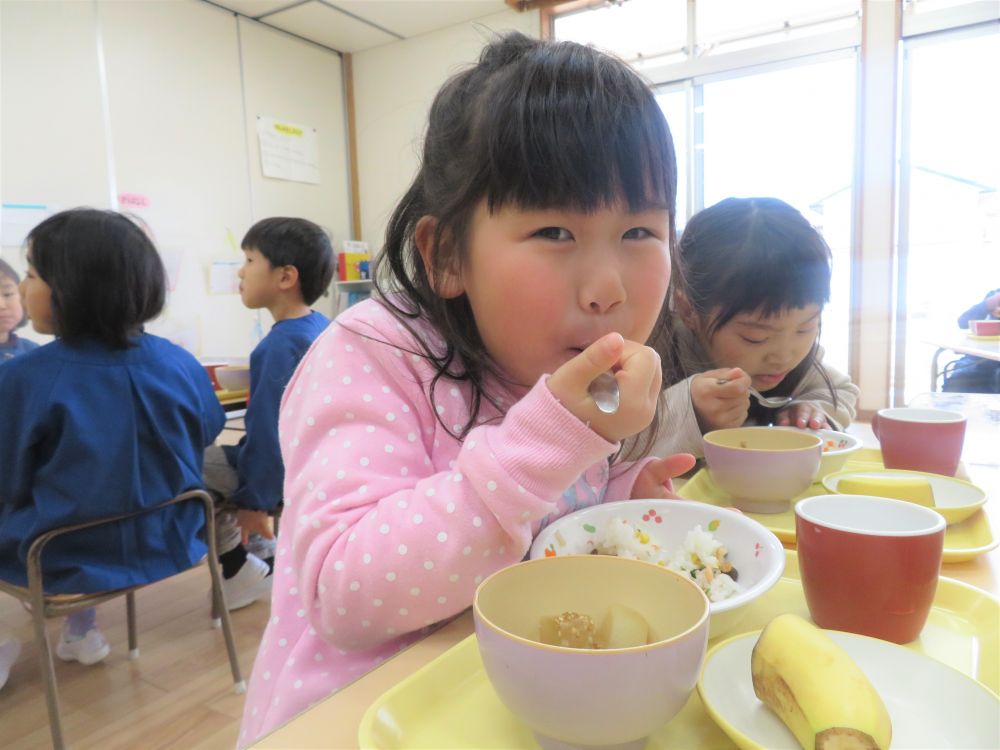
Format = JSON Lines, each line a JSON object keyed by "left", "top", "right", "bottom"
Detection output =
{"left": 588, "top": 371, "right": 621, "bottom": 414}
{"left": 715, "top": 377, "right": 793, "bottom": 409}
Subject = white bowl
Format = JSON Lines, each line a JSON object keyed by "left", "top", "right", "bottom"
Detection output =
{"left": 529, "top": 500, "right": 785, "bottom": 639}
{"left": 215, "top": 365, "right": 250, "bottom": 392}
{"left": 775, "top": 427, "right": 862, "bottom": 480}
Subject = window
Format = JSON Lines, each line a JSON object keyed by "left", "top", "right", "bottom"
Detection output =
{"left": 654, "top": 87, "right": 689, "bottom": 229}
{"left": 699, "top": 55, "right": 857, "bottom": 372}
{"left": 555, "top": 2, "right": 858, "bottom": 373}
{"left": 896, "top": 25, "right": 1000, "bottom": 401}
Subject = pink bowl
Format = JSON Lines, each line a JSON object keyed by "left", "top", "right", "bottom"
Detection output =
{"left": 474, "top": 555, "right": 710, "bottom": 750}
{"left": 970, "top": 319, "right": 1000, "bottom": 336}
{"left": 704, "top": 427, "right": 822, "bottom": 513}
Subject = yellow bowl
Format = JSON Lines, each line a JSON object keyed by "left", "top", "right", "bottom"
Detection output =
{"left": 823, "top": 469, "right": 987, "bottom": 525}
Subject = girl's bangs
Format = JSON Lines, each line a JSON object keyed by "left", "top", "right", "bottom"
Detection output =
{"left": 480, "top": 74, "right": 675, "bottom": 214}
{"left": 717, "top": 257, "right": 830, "bottom": 327}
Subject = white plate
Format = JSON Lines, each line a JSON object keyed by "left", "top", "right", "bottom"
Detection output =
{"left": 698, "top": 630, "right": 1000, "bottom": 749}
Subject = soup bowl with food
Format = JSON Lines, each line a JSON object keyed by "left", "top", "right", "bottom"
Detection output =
{"left": 474, "top": 554, "right": 710, "bottom": 750}
{"left": 703, "top": 427, "right": 822, "bottom": 513}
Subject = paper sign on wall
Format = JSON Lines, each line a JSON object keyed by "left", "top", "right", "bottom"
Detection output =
{"left": 210, "top": 261, "right": 242, "bottom": 294}
{"left": 1, "top": 202, "right": 57, "bottom": 246}
{"left": 256, "top": 116, "right": 320, "bottom": 184}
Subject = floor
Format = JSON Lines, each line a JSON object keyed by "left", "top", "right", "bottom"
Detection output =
{"left": 1, "top": 422, "right": 267, "bottom": 750}
{"left": 0, "top": 565, "right": 270, "bottom": 750}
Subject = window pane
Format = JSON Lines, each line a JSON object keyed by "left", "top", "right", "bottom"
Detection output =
{"left": 655, "top": 88, "right": 689, "bottom": 230}
{"left": 701, "top": 55, "right": 857, "bottom": 373}
{"left": 900, "top": 30, "right": 1000, "bottom": 401}
{"left": 697, "top": 0, "right": 861, "bottom": 53}
{"left": 553, "top": 0, "right": 686, "bottom": 63}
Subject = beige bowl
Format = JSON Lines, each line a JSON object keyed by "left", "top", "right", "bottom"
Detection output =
{"left": 703, "top": 427, "right": 822, "bottom": 514}
{"left": 215, "top": 365, "right": 250, "bottom": 392}
{"left": 474, "top": 555, "right": 710, "bottom": 750}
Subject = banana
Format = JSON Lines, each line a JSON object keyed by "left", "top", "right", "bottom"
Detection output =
{"left": 751, "top": 614, "right": 892, "bottom": 750}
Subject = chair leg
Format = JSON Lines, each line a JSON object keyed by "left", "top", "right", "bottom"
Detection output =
{"left": 31, "top": 607, "right": 66, "bottom": 750}
{"left": 206, "top": 554, "right": 246, "bottom": 692}
{"left": 126, "top": 591, "right": 139, "bottom": 659}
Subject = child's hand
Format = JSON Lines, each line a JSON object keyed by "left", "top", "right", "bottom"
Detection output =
{"left": 547, "top": 332, "right": 662, "bottom": 443}
{"left": 690, "top": 367, "right": 750, "bottom": 432}
{"left": 236, "top": 509, "right": 275, "bottom": 545}
{"left": 775, "top": 401, "right": 829, "bottom": 429}
{"left": 631, "top": 453, "right": 697, "bottom": 499}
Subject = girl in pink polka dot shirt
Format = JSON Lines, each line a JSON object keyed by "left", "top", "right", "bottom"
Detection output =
{"left": 238, "top": 31, "right": 695, "bottom": 747}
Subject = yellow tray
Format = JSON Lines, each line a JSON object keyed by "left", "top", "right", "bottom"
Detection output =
{"left": 678, "top": 448, "right": 997, "bottom": 563}
{"left": 966, "top": 333, "right": 1000, "bottom": 341}
{"left": 215, "top": 387, "right": 249, "bottom": 405}
{"left": 358, "top": 550, "right": 998, "bottom": 749}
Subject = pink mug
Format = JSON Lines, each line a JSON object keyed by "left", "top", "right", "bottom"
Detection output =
{"left": 871, "top": 407, "right": 966, "bottom": 477}
{"left": 970, "top": 319, "right": 1000, "bottom": 336}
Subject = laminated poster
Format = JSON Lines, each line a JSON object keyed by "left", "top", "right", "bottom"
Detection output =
{"left": 256, "top": 116, "right": 320, "bottom": 184}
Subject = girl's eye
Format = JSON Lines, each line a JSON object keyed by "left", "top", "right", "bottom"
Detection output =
{"left": 740, "top": 336, "right": 767, "bottom": 345}
{"left": 797, "top": 328, "right": 818, "bottom": 336}
{"left": 623, "top": 227, "right": 654, "bottom": 240}
{"left": 533, "top": 227, "right": 572, "bottom": 241}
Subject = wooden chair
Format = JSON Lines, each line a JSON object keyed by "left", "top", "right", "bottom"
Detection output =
{"left": 0, "top": 489, "right": 245, "bottom": 750}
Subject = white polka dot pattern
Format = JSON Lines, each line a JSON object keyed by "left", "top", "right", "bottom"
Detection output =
{"left": 237, "top": 299, "right": 631, "bottom": 750}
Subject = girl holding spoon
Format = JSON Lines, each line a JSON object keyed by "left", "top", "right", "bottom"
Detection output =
{"left": 651, "top": 197, "right": 859, "bottom": 458}
{"left": 237, "top": 33, "right": 697, "bottom": 747}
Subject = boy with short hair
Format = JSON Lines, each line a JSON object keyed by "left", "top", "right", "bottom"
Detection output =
{"left": 205, "top": 217, "right": 334, "bottom": 609}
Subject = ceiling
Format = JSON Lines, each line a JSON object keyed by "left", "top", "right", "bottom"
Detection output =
{"left": 204, "top": 0, "right": 517, "bottom": 54}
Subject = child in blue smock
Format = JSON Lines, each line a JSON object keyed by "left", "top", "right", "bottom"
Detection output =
{"left": 0, "top": 258, "right": 39, "bottom": 362}
{"left": 202, "top": 217, "right": 333, "bottom": 611}
{"left": 0, "top": 209, "right": 225, "bottom": 685}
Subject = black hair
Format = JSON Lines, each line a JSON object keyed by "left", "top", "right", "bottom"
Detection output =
{"left": 241, "top": 217, "right": 335, "bottom": 306}
{"left": 26, "top": 208, "right": 166, "bottom": 349}
{"left": 672, "top": 196, "right": 836, "bottom": 418}
{"left": 374, "top": 31, "right": 679, "bottom": 446}
{"left": 0, "top": 258, "right": 28, "bottom": 329}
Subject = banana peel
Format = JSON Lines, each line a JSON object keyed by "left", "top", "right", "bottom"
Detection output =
{"left": 751, "top": 614, "right": 892, "bottom": 750}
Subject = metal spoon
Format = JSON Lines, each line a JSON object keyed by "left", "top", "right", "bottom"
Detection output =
{"left": 715, "top": 377, "right": 793, "bottom": 409}
{"left": 588, "top": 371, "right": 620, "bottom": 414}
{"left": 748, "top": 386, "right": 793, "bottom": 409}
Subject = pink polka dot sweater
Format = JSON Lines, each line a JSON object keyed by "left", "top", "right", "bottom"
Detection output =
{"left": 238, "top": 298, "right": 657, "bottom": 747}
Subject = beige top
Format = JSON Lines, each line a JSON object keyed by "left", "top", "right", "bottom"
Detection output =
{"left": 651, "top": 324, "right": 860, "bottom": 458}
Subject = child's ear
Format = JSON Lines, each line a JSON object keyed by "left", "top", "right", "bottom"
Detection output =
{"left": 415, "top": 215, "right": 463, "bottom": 299}
{"left": 674, "top": 289, "right": 699, "bottom": 329}
{"left": 277, "top": 264, "right": 300, "bottom": 291}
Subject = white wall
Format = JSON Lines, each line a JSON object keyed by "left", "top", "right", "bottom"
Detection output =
{"left": 0, "top": 0, "right": 349, "bottom": 359}
{"left": 352, "top": 9, "right": 539, "bottom": 251}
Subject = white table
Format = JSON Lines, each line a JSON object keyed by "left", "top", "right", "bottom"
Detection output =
{"left": 925, "top": 334, "right": 1000, "bottom": 391}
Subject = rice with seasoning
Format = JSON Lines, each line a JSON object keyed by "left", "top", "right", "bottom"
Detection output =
{"left": 595, "top": 518, "right": 741, "bottom": 602}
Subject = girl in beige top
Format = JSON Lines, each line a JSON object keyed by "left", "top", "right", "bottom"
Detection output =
{"left": 653, "top": 197, "right": 859, "bottom": 458}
